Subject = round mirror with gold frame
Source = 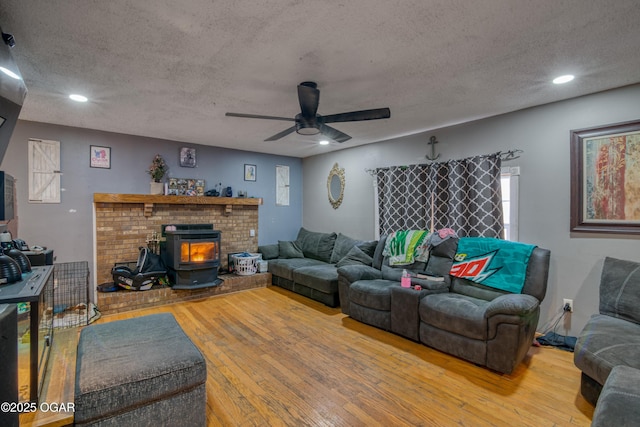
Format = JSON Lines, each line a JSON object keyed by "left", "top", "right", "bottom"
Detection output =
{"left": 327, "top": 163, "right": 345, "bottom": 209}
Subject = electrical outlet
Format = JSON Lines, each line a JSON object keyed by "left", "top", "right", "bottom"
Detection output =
{"left": 563, "top": 298, "right": 574, "bottom": 313}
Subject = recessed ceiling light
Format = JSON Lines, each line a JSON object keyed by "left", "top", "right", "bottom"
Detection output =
{"left": 0, "top": 66, "right": 21, "bottom": 80}
{"left": 69, "top": 94, "right": 88, "bottom": 102}
{"left": 552, "top": 75, "right": 575, "bottom": 84}
{"left": 319, "top": 139, "right": 330, "bottom": 145}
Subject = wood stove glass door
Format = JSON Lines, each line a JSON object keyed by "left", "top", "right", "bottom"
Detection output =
{"left": 180, "top": 241, "right": 217, "bottom": 263}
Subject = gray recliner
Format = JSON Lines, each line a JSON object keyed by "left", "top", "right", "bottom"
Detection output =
{"left": 574, "top": 256, "right": 640, "bottom": 407}
{"left": 418, "top": 247, "right": 550, "bottom": 374}
{"left": 339, "top": 235, "right": 551, "bottom": 374}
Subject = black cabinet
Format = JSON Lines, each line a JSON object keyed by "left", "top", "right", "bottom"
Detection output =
{"left": 0, "top": 265, "right": 54, "bottom": 403}
{"left": 0, "top": 304, "right": 18, "bottom": 426}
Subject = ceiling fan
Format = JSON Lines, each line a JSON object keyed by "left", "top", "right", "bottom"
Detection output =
{"left": 226, "top": 81, "right": 391, "bottom": 143}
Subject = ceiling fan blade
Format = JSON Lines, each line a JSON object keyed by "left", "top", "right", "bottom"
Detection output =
{"left": 322, "top": 107, "right": 391, "bottom": 123}
{"left": 297, "top": 82, "right": 320, "bottom": 119}
{"left": 226, "top": 112, "right": 294, "bottom": 122}
{"left": 320, "top": 124, "right": 351, "bottom": 143}
{"left": 264, "top": 126, "right": 297, "bottom": 141}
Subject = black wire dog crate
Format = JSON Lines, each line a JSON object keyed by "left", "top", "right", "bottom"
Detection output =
{"left": 52, "top": 261, "right": 91, "bottom": 328}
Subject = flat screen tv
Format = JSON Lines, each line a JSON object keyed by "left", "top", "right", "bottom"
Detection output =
{"left": 0, "top": 25, "right": 27, "bottom": 166}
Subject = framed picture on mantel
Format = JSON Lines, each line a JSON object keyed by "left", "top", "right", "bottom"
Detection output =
{"left": 570, "top": 119, "right": 640, "bottom": 234}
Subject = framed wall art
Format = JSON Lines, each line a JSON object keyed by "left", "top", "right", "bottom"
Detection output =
{"left": 90, "top": 145, "right": 111, "bottom": 169}
{"left": 570, "top": 119, "right": 640, "bottom": 234}
{"left": 180, "top": 147, "right": 196, "bottom": 168}
{"left": 244, "top": 164, "right": 257, "bottom": 181}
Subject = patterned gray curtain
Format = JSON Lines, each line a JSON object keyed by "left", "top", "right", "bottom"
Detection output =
{"left": 376, "top": 153, "right": 503, "bottom": 238}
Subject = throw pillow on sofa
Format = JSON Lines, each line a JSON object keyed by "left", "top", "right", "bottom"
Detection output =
{"left": 258, "top": 244, "right": 280, "bottom": 260}
{"left": 278, "top": 241, "right": 305, "bottom": 259}
{"left": 330, "top": 233, "right": 359, "bottom": 263}
{"left": 336, "top": 246, "right": 374, "bottom": 268}
{"left": 296, "top": 227, "right": 337, "bottom": 263}
{"left": 357, "top": 240, "right": 378, "bottom": 258}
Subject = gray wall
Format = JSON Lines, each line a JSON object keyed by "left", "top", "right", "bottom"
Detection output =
{"left": 2, "top": 120, "right": 302, "bottom": 264}
{"left": 302, "top": 83, "right": 640, "bottom": 337}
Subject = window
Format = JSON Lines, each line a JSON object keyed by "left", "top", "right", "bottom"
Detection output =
{"left": 501, "top": 166, "right": 520, "bottom": 241}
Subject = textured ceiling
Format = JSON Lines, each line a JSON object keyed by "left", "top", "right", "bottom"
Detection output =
{"left": 2, "top": 0, "right": 640, "bottom": 158}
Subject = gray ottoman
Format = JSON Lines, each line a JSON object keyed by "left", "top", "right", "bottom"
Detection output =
{"left": 74, "top": 313, "right": 206, "bottom": 427}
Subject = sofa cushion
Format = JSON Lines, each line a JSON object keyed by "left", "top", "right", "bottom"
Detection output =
{"left": 574, "top": 313, "right": 640, "bottom": 386}
{"left": 268, "top": 258, "right": 326, "bottom": 281}
{"left": 592, "top": 365, "right": 640, "bottom": 427}
{"left": 336, "top": 246, "right": 373, "bottom": 268}
{"left": 278, "top": 240, "right": 304, "bottom": 259}
{"left": 429, "top": 237, "right": 459, "bottom": 258}
{"left": 296, "top": 227, "right": 337, "bottom": 263}
{"left": 372, "top": 236, "right": 387, "bottom": 270}
{"left": 450, "top": 277, "right": 506, "bottom": 302}
{"left": 419, "top": 293, "right": 490, "bottom": 340}
{"left": 357, "top": 240, "right": 378, "bottom": 258}
{"left": 381, "top": 263, "right": 427, "bottom": 281}
{"left": 350, "top": 279, "right": 397, "bottom": 311}
{"left": 258, "top": 244, "right": 280, "bottom": 260}
{"left": 292, "top": 265, "right": 339, "bottom": 294}
{"left": 600, "top": 257, "right": 640, "bottom": 325}
{"left": 330, "top": 233, "right": 359, "bottom": 263}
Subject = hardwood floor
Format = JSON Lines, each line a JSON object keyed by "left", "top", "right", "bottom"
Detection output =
{"left": 99, "top": 287, "right": 594, "bottom": 426}
{"left": 30, "top": 286, "right": 594, "bottom": 426}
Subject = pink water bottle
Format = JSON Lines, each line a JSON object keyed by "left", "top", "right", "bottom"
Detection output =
{"left": 401, "top": 269, "right": 411, "bottom": 287}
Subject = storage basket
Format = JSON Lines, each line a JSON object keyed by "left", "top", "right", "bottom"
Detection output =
{"left": 232, "top": 254, "right": 260, "bottom": 276}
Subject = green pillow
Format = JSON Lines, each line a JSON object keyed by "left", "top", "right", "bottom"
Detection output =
{"left": 278, "top": 240, "right": 304, "bottom": 259}
{"left": 336, "top": 246, "right": 374, "bottom": 268}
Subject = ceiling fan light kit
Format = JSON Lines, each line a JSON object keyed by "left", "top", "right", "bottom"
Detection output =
{"left": 226, "top": 81, "right": 390, "bottom": 144}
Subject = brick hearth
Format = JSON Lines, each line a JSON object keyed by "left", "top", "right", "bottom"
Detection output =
{"left": 93, "top": 193, "right": 264, "bottom": 311}
{"left": 97, "top": 272, "right": 271, "bottom": 314}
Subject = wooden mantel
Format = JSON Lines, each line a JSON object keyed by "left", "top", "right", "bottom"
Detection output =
{"left": 94, "top": 193, "right": 263, "bottom": 216}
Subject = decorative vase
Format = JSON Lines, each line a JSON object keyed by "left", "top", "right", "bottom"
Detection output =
{"left": 150, "top": 181, "right": 164, "bottom": 195}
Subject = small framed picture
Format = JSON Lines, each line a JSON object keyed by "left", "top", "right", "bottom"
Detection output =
{"left": 180, "top": 147, "right": 196, "bottom": 168}
{"left": 90, "top": 145, "right": 111, "bottom": 169}
{"left": 244, "top": 164, "right": 257, "bottom": 181}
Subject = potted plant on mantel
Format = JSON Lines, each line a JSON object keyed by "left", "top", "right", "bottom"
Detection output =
{"left": 147, "top": 154, "right": 168, "bottom": 195}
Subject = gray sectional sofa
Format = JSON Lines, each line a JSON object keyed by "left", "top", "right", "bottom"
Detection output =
{"left": 574, "top": 256, "right": 640, "bottom": 424}
{"left": 261, "top": 228, "right": 551, "bottom": 374}
{"left": 259, "top": 228, "right": 377, "bottom": 307}
{"left": 338, "top": 234, "right": 551, "bottom": 374}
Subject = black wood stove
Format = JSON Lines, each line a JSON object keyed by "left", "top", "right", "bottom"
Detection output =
{"left": 162, "top": 224, "right": 222, "bottom": 289}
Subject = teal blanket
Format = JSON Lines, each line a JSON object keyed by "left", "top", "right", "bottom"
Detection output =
{"left": 450, "top": 237, "right": 536, "bottom": 293}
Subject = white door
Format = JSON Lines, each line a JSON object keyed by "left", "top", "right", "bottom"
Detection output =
{"left": 28, "top": 139, "right": 61, "bottom": 203}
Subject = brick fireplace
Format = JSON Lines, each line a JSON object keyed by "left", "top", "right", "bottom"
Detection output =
{"left": 93, "top": 194, "right": 269, "bottom": 312}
